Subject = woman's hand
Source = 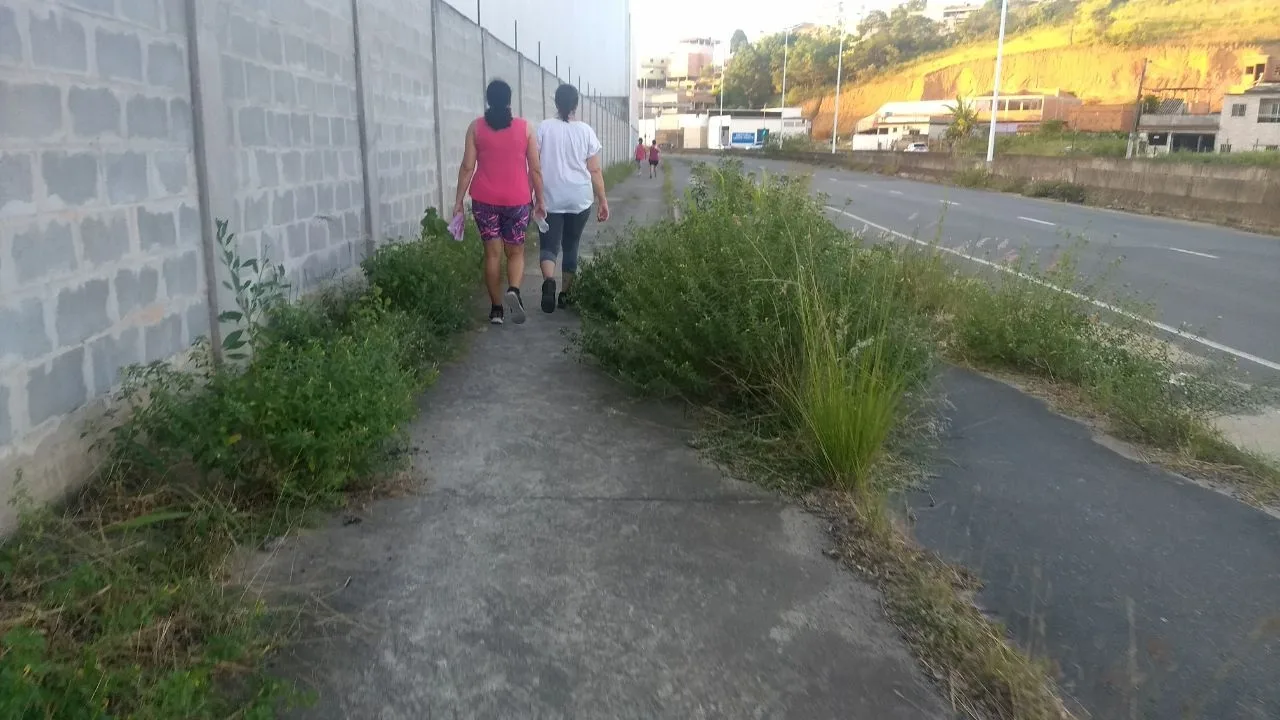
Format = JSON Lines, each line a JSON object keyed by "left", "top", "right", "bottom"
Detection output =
{"left": 534, "top": 200, "right": 547, "bottom": 221}
{"left": 452, "top": 199, "right": 465, "bottom": 218}
{"left": 597, "top": 199, "right": 610, "bottom": 223}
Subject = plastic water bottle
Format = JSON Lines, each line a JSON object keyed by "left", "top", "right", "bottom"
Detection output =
{"left": 535, "top": 215, "right": 549, "bottom": 234}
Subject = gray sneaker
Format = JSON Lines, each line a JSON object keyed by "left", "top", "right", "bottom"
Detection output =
{"left": 504, "top": 287, "right": 526, "bottom": 325}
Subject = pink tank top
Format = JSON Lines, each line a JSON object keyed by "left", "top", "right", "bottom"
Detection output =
{"left": 470, "top": 116, "right": 531, "bottom": 207}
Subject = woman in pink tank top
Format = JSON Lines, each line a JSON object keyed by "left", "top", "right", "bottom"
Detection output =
{"left": 453, "top": 80, "right": 546, "bottom": 325}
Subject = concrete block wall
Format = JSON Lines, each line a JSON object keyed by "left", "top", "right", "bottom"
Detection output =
{"left": 520, "top": 57, "right": 542, "bottom": 122}
{"left": 435, "top": 2, "right": 483, "bottom": 213}
{"left": 0, "top": 0, "right": 208, "bottom": 530}
{"left": 0, "top": 0, "right": 632, "bottom": 533}
{"left": 215, "top": 0, "right": 364, "bottom": 290}
{"left": 482, "top": 32, "right": 518, "bottom": 101}
{"left": 360, "top": 0, "right": 439, "bottom": 240}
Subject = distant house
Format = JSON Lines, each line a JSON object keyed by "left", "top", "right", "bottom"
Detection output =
{"left": 1137, "top": 99, "right": 1220, "bottom": 155}
{"left": 1216, "top": 54, "right": 1280, "bottom": 153}
{"left": 851, "top": 99, "right": 957, "bottom": 150}
{"left": 973, "top": 89, "right": 1082, "bottom": 132}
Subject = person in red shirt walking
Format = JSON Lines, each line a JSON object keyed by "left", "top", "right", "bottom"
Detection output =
{"left": 648, "top": 139, "right": 661, "bottom": 179}
{"left": 634, "top": 138, "right": 646, "bottom": 174}
{"left": 453, "top": 80, "right": 546, "bottom": 325}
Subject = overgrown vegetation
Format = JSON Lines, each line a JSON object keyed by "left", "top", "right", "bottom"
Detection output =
{"left": 954, "top": 131, "right": 1131, "bottom": 159}
{"left": 574, "top": 159, "right": 1275, "bottom": 718}
{"left": 721, "top": 0, "right": 1280, "bottom": 109}
{"left": 0, "top": 209, "right": 480, "bottom": 718}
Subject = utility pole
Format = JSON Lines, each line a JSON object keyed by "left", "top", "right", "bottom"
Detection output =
{"left": 831, "top": 4, "right": 845, "bottom": 153}
{"left": 719, "top": 41, "right": 726, "bottom": 149}
{"left": 782, "top": 26, "right": 790, "bottom": 106}
{"left": 1125, "top": 59, "right": 1150, "bottom": 159}
{"left": 985, "top": 0, "right": 1009, "bottom": 163}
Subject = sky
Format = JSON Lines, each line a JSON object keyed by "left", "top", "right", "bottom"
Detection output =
{"left": 630, "top": 0, "right": 906, "bottom": 62}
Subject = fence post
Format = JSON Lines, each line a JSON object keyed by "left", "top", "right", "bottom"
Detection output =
{"left": 514, "top": 20, "right": 522, "bottom": 117}
{"left": 430, "top": 0, "right": 446, "bottom": 214}
{"left": 477, "top": 0, "right": 486, "bottom": 91}
{"left": 350, "top": 0, "right": 377, "bottom": 255}
{"left": 183, "top": 0, "right": 236, "bottom": 359}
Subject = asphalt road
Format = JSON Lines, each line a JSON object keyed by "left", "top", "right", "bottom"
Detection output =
{"left": 725, "top": 156, "right": 1280, "bottom": 377}
{"left": 909, "top": 368, "right": 1280, "bottom": 719}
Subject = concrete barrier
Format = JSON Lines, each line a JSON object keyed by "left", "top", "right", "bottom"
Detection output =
{"left": 681, "top": 150, "right": 1280, "bottom": 235}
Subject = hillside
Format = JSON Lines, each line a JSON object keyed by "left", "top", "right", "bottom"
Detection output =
{"left": 803, "top": 0, "right": 1280, "bottom": 138}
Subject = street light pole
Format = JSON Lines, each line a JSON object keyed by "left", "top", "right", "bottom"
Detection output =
{"left": 831, "top": 5, "right": 845, "bottom": 154}
{"left": 782, "top": 26, "right": 790, "bottom": 106}
{"left": 984, "top": 0, "right": 1009, "bottom": 164}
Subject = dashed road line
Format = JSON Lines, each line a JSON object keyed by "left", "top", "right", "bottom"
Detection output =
{"left": 824, "top": 206, "right": 1280, "bottom": 372}
{"left": 1168, "top": 247, "right": 1220, "bottom": 259}
{"left": 1017, "top": 216, "right": 1056, "bottom": 226}
{"left": 889, "top": 190, "right": 904, "bottom": 196}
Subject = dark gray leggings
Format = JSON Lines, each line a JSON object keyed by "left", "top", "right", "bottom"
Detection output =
{"left": 539, "top": 208, "right": 592, "bottom": 273}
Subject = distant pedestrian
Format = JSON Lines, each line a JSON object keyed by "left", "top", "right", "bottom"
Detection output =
{"left": 536, "top": 83, "right": 611, "bottom": 314}
{"left": 635, "top": 138, "right": 647, "bottom": 174}
{"left": 648, "top": 139, "right": 661, "bottom": 179}
{"left": 453, "top": 79, "right": 546, "bottom": 325}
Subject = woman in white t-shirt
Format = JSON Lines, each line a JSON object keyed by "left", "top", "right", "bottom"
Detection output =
{"left": 535, "top": 84, "right": 611, "bottom": 313}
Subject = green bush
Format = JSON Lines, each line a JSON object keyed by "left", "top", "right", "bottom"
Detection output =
{"left": 1024, "top": 179, "right": 1087, "bottom": 203}
{"left": 576, "top": 159, "right": 934, "bottom": 490}
{"left": 361, "top": 217, "right": 479, "bottom": 341}
{"left": 1, "top": 207, "right": 481, "bottom": 719}
{"left": 952, "top": 167, "right": 993, "bottom": 188}
{"left": 948, "top": 250, "right": 1247, "bottom": 450}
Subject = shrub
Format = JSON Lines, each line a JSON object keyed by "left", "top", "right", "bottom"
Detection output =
{"left": 576, "top": 159, "right": 934, "bottom": 489}
{"left": 361, "top": 221, "right": 479, "bottom": 341}
{"left": 1024, "top": 179, "right": 1087, "bottom": 203}
{"left": 952, "top": 167, "right": 993, "bottom": 188}
{"left": 0, "top": 207, "right": 481, "bottom": 719}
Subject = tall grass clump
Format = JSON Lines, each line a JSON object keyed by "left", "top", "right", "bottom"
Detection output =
{"left": 944, "top": 246, "right": 1275, "bottom": 499}
{"left": 0, "top": 209, "right": 480, "bottom": 718}
{"left": 576, "top": 159, "right": 934, "bottom": 491}
{"left": 783, "top": 259, "right": 928, "bottom": 493}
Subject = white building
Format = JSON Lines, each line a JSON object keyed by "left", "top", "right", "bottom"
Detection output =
{"left": 1217, "top": 56, "right": 1280, "bottom": 153}
{"left": 638, "top": 109, "right": 810, "bottom": 150}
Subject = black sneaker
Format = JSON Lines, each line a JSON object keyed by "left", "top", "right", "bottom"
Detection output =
{"left": 557, "top": 291, "right": 571, "bottom": 310}
{"left": 504, "top": 286, "right": 526, "bottom": 325}
{"left": 489, "top": 305, "right": 504, "bottom": 325}
{"left": 541, "top": 278, "right": 557, "bottom": 314}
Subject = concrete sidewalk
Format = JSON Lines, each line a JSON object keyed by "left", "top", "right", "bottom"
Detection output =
{"left": 262, "top": 174, "right": 948, "bottom": 718}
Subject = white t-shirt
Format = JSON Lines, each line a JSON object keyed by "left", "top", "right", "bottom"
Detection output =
{"left": 536, "top": 119, "right": 601, "bottom": 214}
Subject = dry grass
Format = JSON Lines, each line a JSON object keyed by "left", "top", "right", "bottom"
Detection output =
{"left": 805, "top": 489, "right": 1074, "bottom": 720}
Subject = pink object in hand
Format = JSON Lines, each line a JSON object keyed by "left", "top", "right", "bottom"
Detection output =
{"left": 448, "top": 212, "right": 465, "bottom": 242}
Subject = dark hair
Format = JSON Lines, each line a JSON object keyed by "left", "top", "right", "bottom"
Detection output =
{"left": 484, "top": 80, "right": 513, "bottom": 130}
{"left": 554, "top": 84, "right": 579, "bottom": 122}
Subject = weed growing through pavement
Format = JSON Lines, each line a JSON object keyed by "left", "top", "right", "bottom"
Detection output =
{"left": 0, "top": 209, "right": 480, "bottom": 718}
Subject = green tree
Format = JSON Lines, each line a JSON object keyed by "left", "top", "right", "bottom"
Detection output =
{"left": 945, "top": 95, "right": 979, "bottom": 145}
{"left": 724, "top": 44, "right": 775, "bottom": 108}
{"left": 731, "top": 29, "right": 750, "bottom": 54}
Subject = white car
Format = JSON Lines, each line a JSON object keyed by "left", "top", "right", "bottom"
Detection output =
{"left": 903, "top": 142, "right": 929, "bottom": 153}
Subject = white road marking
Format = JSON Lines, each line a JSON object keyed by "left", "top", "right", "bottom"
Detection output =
{"left": 889, "top": 190, "right": 904, "bottom": 195}
{"left": 907, "top": 212, "right": 919, "bottom": 221}
{"left": 828, "top": 177, "right": 839, "bottom": 182}
{"left": 856, "top": 183, "right": 869, "bottom": 189}
{"left": 940, "top": 200, "right": 960, "bottom": 206}
{"left": 824, "top": 206, "right": 1280, "bottom": 372}
{"left": 1168, "top": 247, "right": 1220, "bottom": 259}
{"left": 1018, "top": 216, "right": 1056, "bottom": 226}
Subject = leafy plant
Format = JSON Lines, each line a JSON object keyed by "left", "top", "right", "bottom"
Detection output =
{"left": 215, "top": 219, "right": 288, "bottom": 360}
